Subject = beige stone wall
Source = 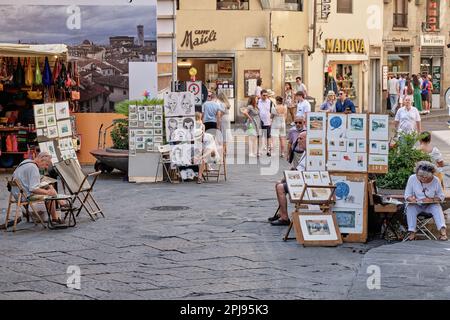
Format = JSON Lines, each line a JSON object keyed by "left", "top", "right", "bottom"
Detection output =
{"left": 308, "top": 0, "right": 384, "bottom": 112}
{"left": 383, "top": 0, "right": 449, "bottom": 109}
{"left": 177, "top": 0, "right": 309, "bottom": 117}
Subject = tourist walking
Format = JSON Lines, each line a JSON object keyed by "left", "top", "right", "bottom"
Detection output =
{"left": 387, "top": 74, "right": 400, "bottom": 116}
{"left": 258, "top": 89, "right": 274, "bottom": 157}
{"left": 294, "top": 76, "right": 308, "bottom": 96}
{"left": 242, "top": 95, "right": 261, "bottom": 157}
{"left": 202, "top": 92, "right": 224, "bottom": 132}
{"left": 284, "top": 82, "right": 295, "bottom": 126}
{"left": 217, "top": 92, "right": 232, "bottom": 157}
{"left": 271, "top": 96, "right": 287, "bottom": 158}
{"left": 421, "top": 74, "right": 431, "bottom": 114}
{"left": 295, "top": 91, "right": 311, "bottom": 118}
{"left": 412, "top": 74, "right": 422, "bottom": 112}
{"left": 255, "top": 78, "right": 263, "bottom": 99}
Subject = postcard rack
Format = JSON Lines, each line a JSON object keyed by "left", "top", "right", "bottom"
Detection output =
{"left": 283, "top": 184, "right": 337, "bottom": 242}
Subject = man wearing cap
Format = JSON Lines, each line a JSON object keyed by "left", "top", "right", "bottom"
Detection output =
{"left": 270, "top": 131, "right": 307, "bottom": 226}
{"left": 320, "top": 91, "right": 337, "bottom": 113}
{"left": 286, "top": 116, "right": 306, "bottom": 167}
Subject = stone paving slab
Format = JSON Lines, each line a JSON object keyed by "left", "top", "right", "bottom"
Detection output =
{"left": 0, "top": 119, "right": 449, "bottom": 300}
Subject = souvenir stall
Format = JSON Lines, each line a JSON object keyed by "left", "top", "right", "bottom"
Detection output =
{"left": 0, "top": 44, "right": 81, "bottom": 168}
{"left": 284, "top": 112, "right": 390, "bottom": 245}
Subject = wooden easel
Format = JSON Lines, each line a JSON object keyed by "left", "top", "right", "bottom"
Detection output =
{"left": 283, "top": 184, "right": 337, "bottom": 241}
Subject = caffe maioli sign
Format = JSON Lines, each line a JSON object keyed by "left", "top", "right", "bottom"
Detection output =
{"left": 325, "top": 39, "right": 366, "bottom": 54}
{"left": 181, "top": 30, "right": 217, "bottom": 50}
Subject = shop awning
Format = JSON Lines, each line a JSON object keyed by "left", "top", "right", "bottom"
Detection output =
{"left": 0, "top": 43, "right": 68, "bottom": 57}
{"left": 325, "top": 54, "right": 368, "bottom": 65}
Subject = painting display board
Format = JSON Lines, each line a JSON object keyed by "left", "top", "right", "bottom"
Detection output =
{"left": 307, "top": 112, "right": 389, "bottom": 175}
{"left": 330, "top": 172, "right": 368, "bottom": 243}
{"left": 368, "top": 114, "right": 389, "bottom": 174}
{"left": 34, "top": 101, "right": 78, "bottom": 165}
{"left": 164, "top": 91, "right": 197, "bottom": 180}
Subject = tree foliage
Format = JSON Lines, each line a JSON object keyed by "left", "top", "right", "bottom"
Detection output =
{"left": 376, "top": 132, "right": 431, "bottom": 190}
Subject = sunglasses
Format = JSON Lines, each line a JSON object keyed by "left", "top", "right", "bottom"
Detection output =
{"left": 295, "top": 122, "right": 304, "bottom": 124}
{"left": 339, "top": 93, "right": 344, "bottom": 95}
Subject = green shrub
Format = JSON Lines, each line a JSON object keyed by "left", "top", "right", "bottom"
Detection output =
{"left": 376, "top": 132, "right": 431, "bottom": 190}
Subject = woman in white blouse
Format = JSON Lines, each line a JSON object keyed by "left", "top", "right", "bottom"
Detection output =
{"left": 404, "top": 161, "right": 447, "bottom": 241}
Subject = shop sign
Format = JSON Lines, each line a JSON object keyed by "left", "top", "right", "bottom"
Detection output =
{"left": 426, "top": 0, "right": 440, "bottom": 32}
{"left": 420, "top": 35, "right": 445, "bottom": 47}
{"left": 382, "top": 66, "right": 388, "bottom": 91}
{"left": 318, "top": 0, "right": 331, "bottom": 21}
{"left": 181, "top": 30, "right": 217, "bottom": 50}
{"left": 245, "top": 37, "right": 267, "bottom": 49}
{"left": 325, "top": 39, "right": 366, "bottom": 54}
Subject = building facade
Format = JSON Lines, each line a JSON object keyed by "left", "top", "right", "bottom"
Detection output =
{"left": 383, "top": 0, "right": 449, "bottom": 110}
{"left": 307, "top": 0, "right": 384, "bottom": 113}
{"left": 176, "top": 0, "right": 309, "bottom": 121}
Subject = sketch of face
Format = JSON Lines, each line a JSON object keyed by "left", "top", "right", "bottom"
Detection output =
{"left": 167, "top": 93, "right": 178, "bottom": 113}
{"left": 183, "top": 118, "right": 194, "bottom": 131}
{"left": 181, "top": 94, "right": 192, "bottom": 114}
{"left": 172, "top": 128, "right": 187, "bottom": 141}
{"left": 173, "top": 148, "right": 182, "bottom": 162}
{"left": 168, "top": 119, "right": 178, "bottom": 138}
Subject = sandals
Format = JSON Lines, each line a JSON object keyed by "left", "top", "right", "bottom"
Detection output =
{"left": 405, "top": 232, "right": 416, "bottom": 241}
{"left": 439, "top": 228, "right": 448, "bottom": 241}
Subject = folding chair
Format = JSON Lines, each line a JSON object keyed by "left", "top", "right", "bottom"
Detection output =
{"left": 4, "top": 178, "right": 46, "bottom": 232}
{"left": 54, "top": 159, "right": 104, "bottom": 221}
{"left": 403, "top": 212, "right": 437, "bottom": 242}
{"left": 155, "top": 144, "right": 180, "bottom": 183}
{"left": 203, "top": 149, "right": 227, "bottom": 182}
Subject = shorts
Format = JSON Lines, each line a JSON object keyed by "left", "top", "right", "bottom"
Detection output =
{"left": 421, "top": 92, "right": 429, "bottom": 101}
{"left": 204, "top": 122, "right": 217, "bottom": 131}
{"left": 261, "top": 124, "right": 272, "bottom": 138}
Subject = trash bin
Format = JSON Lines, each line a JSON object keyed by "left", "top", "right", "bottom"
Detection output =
{"left": 306, "top": 96, "right": 316, "bottom": 112}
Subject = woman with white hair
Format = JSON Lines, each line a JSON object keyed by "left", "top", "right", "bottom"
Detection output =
{"left": 404, "top": 161, "right": 447, "bottom": 241}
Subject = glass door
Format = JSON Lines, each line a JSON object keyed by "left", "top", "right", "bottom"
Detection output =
{"left": 283, "top": 52, "right": 303, "bottom": 89}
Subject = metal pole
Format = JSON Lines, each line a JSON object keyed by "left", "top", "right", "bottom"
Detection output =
{"left": 172, "top": 0, "right": 177, "bottom": 91}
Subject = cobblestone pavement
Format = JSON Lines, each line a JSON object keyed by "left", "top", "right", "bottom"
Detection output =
{"left": 0, "top": 116, "right": 449, "bottom": 300}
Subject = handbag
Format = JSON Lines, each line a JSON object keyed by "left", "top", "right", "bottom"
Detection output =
{"left": 13, "top": 57, "right": 24, "bottom": 87}
{"left": 27, "top": 88, "right": 43, "bottom": 100}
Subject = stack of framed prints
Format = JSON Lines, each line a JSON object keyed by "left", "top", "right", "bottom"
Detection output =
{"left": 284, "top": 170, "right": 333, "bottom": 202}
{"left": 368, "top": 114, "right": 389, "bottom": 173}
{"left": 128, "top": 104, "right": 164, "bottom": 156}
{"left": 163, "top": 92, "right": 195, "bottom": 167}
{"left": 34, "top": 101, "right": 77, "bottom": 164}
{"left": 292, "top": 211, "right": 343, "bottom": 247}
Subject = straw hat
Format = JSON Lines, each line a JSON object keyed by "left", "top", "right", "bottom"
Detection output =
{"left": 266, "top": 89, "right": 275, "bottom": 97}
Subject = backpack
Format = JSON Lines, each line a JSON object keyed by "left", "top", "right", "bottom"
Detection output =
{"left": 422, "top": 80, "right": 429, "bottom": 94}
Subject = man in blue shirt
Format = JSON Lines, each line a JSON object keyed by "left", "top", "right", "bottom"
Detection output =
{"left": 202, "top": 92, "right": 224, "bottom": 132}
{"left": 335, "top": 91, "right": 356, "bottom": 113}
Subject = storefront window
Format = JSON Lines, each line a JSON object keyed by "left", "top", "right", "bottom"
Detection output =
{"left": 216, "top": 0, "right": 249, "bottom": 10}
{"left": 284, "top": 53, "right": 303, "bottom": 86}
{"left": 334, "top": 64, "right": 359, "bottom": 104}
{"left": 388, "top": 47, "right": 411, "bottom": 74}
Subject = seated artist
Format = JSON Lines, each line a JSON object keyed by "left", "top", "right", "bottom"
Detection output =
{"left": 194, "top": 127, "right": 220, "bottom": 184}
{"left": 270, "top": 131, "right": 307, "bottom": 226}
{"left": 11, "top": 152, "right": 66, "bottom": 225}
{"left": 404, "top": 161, "right": 447, "bottom": 241}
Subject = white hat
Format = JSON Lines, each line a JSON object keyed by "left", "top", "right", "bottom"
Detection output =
{"left": 266, "top": 89, "right": 275, "bottom": 97}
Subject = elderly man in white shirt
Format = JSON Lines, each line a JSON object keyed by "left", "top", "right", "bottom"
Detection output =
{"left": 404, "top": 161, "right": 447, "bottom": 241}
{"left": 394, "top": 96, "right": 421, "bottom": 134}
{"left": 270, "top": 131, "right": 307, "bottom": 226}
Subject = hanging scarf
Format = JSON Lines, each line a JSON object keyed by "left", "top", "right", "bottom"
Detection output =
{"left": 14, "top": 57, "right": 24, "bottom": 87}
{"left": 25, "top": 57, "right": 33, "bottom": 86}
{"left": 34, "top": 57, "right": 42, "bottom": 85}
{"left": 42, "top": 56, "right": 53, "bottom": 86}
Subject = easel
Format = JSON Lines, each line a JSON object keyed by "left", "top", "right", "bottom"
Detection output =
{"left": 283, "top": 184, "right": 337, "bottom": 242}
